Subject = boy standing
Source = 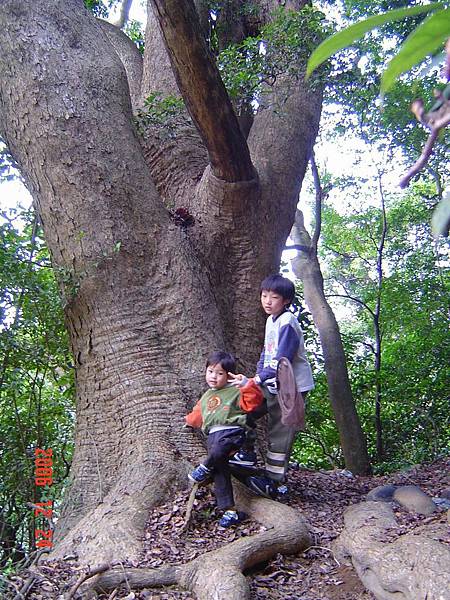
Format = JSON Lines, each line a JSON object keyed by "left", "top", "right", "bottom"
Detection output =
{"left": 185, "top": 351, "right": 263, "bottom": 527}
{"left": 232, "top": 274, "right": 314, "bottom": 498}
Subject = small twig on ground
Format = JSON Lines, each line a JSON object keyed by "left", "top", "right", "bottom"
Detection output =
{"left": 182, "top": 482, "right": 199, "bottom": 531}
{"left": 303, "top": 545, "right": 341, "bottom": 567}
{"left": 66, "top": 562, "right": 114, "bottom": 599}
{"left": 31, "top": 565, "right": 60, "bottom": 587}
{"left": 117, "top": 562, "right": 131, "bottom": 593}
{"left": 0, "top": 574, "right": 25, "bottom": 600}
{"left": 30, "top": 547, "right": 52, "bottom": 566}
{"left": 14, "top": 572, "right": 38, "bottom": 600}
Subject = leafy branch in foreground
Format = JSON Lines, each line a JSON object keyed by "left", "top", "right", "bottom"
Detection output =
{"left": 307, "top": 2, "right": 450, "bottom": 236}
{"left": 306, "top": 3, "right": 447, "bottom": 90}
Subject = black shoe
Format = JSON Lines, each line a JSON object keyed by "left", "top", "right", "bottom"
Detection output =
{"left": 229, "top": 450, "right": 257, "bottom": 467}
{"left": 247, "top": 475, "right": 278, "bottom": 499}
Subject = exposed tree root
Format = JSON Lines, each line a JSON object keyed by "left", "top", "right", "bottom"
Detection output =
{"left": 334, "top": 501, "right": 450, "bottom": 600}
{"left": 83, "top": 486, "right": 312, "bottom": 600}
{"left": 52, "top": 463, "right": 189, "bottom": 565}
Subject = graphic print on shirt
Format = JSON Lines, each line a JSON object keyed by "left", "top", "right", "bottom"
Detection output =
{"left": 206, "top": 395, "right": 221, "bottom": 412}
{"left": 265, "top": 329, "right": 277, "bottom": 365}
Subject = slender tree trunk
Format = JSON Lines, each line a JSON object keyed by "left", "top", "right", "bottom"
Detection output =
{"left": 373, "top": 171, "right": 388, "bottom": 459}
{"left": 374, "top": 320, "right": 383, "bottom": 458}
{"left": 291, "top": 210, "right": 372, "bottom": 475}
{"left": 111, "top": 0, "right": 133, "bottom": 29}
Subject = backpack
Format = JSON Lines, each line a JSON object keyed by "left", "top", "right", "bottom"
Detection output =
{"left": 276, "top": 357, "right": 305, "bottom": 430}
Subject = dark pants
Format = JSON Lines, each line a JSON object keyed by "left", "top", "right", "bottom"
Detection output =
{"left": 245, "top": 388, "right": 308, "bottom": 482}
{"left": 204, "top": 428, "right": 245, "bottom": 509}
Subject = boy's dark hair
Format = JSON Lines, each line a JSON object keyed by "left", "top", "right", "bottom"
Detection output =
{"left": 260, "top": 274, "right": 295, "bottom": 305}
{"left": 206, "top": 351, "right": 236, "bottom": 373}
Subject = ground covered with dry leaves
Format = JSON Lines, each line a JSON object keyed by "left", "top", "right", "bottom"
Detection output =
{"left": 6, "top": 457, "right": 449, "bottom": 600}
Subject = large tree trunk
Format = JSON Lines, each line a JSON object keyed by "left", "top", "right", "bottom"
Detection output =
{"left": 0, "top": 0, "right": 322, "bottom": 569}
{"left": 291, "top": 209, "right": 372, "bottom": 475}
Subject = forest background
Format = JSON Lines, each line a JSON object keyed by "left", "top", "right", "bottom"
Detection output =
{"left": 0, "top": 0, "right": 449, "bottom": 575}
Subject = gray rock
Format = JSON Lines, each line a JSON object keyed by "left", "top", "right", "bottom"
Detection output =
{"left": 432, "top": 497, "right": 450, "bottom": 510}
{"left": 441, "top": 486, "right": 450, "bottom": 501}
{"left": 393, "top": 485, "right": 437, "bottom": 515}
{"left": 366, "top": 484, "right": 397, "bottom": 502}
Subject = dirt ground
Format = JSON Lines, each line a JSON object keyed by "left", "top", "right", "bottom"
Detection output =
{"left": 5, "top": 457, "right": 449, "bottom": 599}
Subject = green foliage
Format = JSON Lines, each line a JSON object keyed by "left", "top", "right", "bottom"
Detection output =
{"left": 307, "top": 2, "right": 445, "bottom": 88}
{"left": 313, "top": 2, "right": 450, "bottom": 237}
{"left": 218, "top": 37, "right": 264, "bottom": 107}
{"left": 0, "top": 142, "right": 17, "bottom": 182}
{"left": 0, "top": 207, "right": 74, "bottom": 568}
{"left": 296, "top": 185, "right": 450, "bottom": 473}
{"left": 381, "top": 7, "right": 450, "bottom": 93}
{"left": 218, "top": 6, "right": 330, "bottom": 110}
{"left": 83, "top": 0, "right": 109, "bottom": 18}
{"left": 124, "top": 19, "right": 145, "bottom": 54}
{"left": 83, "top": 0, "right": 121, "bottom": 18}
{"left": 134, "top": 92, "right": 187, "bottom": 137}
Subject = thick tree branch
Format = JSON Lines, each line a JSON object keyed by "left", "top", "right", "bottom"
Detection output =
{"left": 97, "top": 19, "right": 143, "bottom": 111}
{"left": 148, "top": 0, "right": 255, "bottom": 182}
{"left": 291, "top": 209, "right": 372, "bottom": 475}
{"left": 400, "top": 128, "right": 441, "bottom": 189}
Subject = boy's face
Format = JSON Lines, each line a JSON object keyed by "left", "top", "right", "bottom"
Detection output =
{"left": 261, "top": 289, "right": 289, "bottom": 318}
{"left": 205, "top": 363, "right": 229, "bottom": 389}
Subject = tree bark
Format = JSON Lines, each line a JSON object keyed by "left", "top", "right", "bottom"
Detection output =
{"left": 334, "top": 501, "right": 450, "bottom": 600}
{"left": 0, "top": 0, "right": 323, "bottom": 571}
{"left": 97, "top": 19, "right": 143, "bottom": 112}
{"left": 0, "top": 0, "right": 220, "bottom": 561}
{"left": 291, "top": 209, "right": 372, "bottom": 475}
{"left": 149, "top": 0, "right": 255, "bottom": 182}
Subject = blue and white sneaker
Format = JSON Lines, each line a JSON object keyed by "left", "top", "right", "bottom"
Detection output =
{"left": 247, "top": 475, "right": 278, "bottom": 499}
{"left": 188, "top": 464, "right": 212, "bottom": 483}
{"left": 218, "top": 510, "right": 240, "bottom": 528}
{"left": 276, "top": 484, "right": 289, "bottom": 499}
{"left": 229, "top": 450, "right": 257, "bottom": 467}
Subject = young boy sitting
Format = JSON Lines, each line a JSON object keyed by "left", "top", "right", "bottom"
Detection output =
{"left": 232, "top": 274, "right": 314, "bottom": 498}
{"left": 185, "top": 351, "right": 263, "bottom": 527}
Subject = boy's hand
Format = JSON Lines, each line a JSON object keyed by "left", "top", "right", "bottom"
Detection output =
{"left": 227, "top": 373, "right": 249, "bottom": 387}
